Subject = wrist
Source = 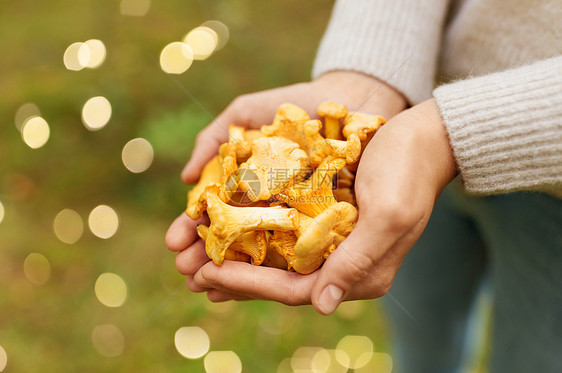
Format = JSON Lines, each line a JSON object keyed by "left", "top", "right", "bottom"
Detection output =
{"left": 400, "top": 99, "right": 458, "bottom": 192}
{"left": 314, "top": 70, "right": 407, "bottom": 119}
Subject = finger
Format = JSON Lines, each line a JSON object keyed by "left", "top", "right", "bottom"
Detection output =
{"left": 175, "top": 239, "right": 211, "bottom": 275}
{"left": 185, "top": 275, "right": 213, "bottom": 293}
{"left": 207, "top": 289, "right": 252, "bottom": 302}
{"left": 165, "top": 213, "right": 208, "bottom": 252}
{"left": 194, "top": 260, "right": 318, "bottom": 306}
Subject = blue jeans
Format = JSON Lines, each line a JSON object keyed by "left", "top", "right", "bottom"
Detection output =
{"left": 382, "top": 180, "right": 562, "bottom": 373}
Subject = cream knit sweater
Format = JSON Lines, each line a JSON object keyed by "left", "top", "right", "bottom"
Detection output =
{"left": 313, "top": 0, "right": 562, "bottom": 196}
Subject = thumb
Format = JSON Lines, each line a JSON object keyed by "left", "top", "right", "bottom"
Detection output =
{"left": 311, "top": 218, "right": 385, "bottom": 315}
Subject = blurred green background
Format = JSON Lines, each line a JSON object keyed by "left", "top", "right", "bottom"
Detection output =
{"left": 0, "top": 1, "right": 395, "bottom": 372}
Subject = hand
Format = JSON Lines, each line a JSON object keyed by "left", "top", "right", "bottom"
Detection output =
{"left": 165, "top": 71, "right": 409, "bottom": 308}
{"left": 168, "top": 98, "right": 457, "bottom": 314}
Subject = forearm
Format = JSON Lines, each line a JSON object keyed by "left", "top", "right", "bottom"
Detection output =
{"left": 312, "top": 0, "right": 451, "bottom": 105}
{"left": 434, "top": 56, "right": 562, "bottom": 196}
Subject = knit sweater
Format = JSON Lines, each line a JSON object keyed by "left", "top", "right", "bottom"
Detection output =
{"left": 313, "top": 0, "right": 562, "bottom": 196}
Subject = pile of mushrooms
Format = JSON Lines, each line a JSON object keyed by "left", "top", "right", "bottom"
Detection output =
{"left": 186, "top": 102, "right": 385, "bottom": 274}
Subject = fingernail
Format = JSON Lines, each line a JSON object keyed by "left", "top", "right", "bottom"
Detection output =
{"left": 318, "top": 284, "right": 344, "bottom": 314}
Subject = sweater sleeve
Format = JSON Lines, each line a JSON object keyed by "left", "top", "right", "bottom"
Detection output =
{"left": 312, "top": 0, "right": 450, "bottom": 105}
{"left": 433, "top": 56, "right": 562, "bottom": 196}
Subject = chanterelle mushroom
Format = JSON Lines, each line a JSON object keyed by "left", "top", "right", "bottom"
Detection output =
{"left": 323, "top": 133, "right": 361, "bottom": 165}
{"left": 261, "top": 105, "right": 326, "bottom": 166}
{"left": 261, "top": 103, "right": 311, "bottom": 139}
{"left": 276, "top": 157, "right": 346, "bottom": 217}
{"left": 183, "top": 101, "right": 384, "bottom": 275}
{"left": 318, "top": 101, "right": 348, "bottom": 140}
{"left": 186, "top": 155, "right": 222, "bottom": 219}
{"left": 228, "top": 125, "right": 252, "bottom": 163}
{"left": 342, "top": 111, "right": 386, "bottom": 141}
{"left": 239, "top": 136, "right": 308, "bottom": 201}
{"left": 204, "top": 192, "right": 299, "bottom": 265}
{"left": 269, "top": 230, "right": 298, "bottom": 270}
{"left": 288, "top": 202, "right": 358, "bottom": 274}
{"left": 198, "top": 224, "right": 267, "bottom": 265}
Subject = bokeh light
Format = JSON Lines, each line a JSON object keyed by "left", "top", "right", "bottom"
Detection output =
{"left": 120, "top": 0, "right": 151, "bottom": 17}
{"left": 94, "top": 272, "right": 127, "bottom": 307}
{"left": 291, "top": 346, "right": 322, "bottom": 372}
{"left": 91, "top": 324, "right": 125, "bottom": 357}
{"left": 23, "top": 253, "right": 51, "bottom": 285}
{"left": 82, "top": 96, "right": 112, "bottom": 131}
{"left": 15, "top": 103, "right": 40, "bottom": 131}
{"left": 174, "top": 326, "right": 210, "bottom": 359}
{"left": 183, "top": 27, "right": 218, "bottom": 60}
{"left": 84, "top": 39, "right": 106, "bottom": 68}
{"left": 335, "top": 335, "right": 373, "bottom": 369}
{"left": 201, "top": 20, "right": 229, "bottom": 50}
{"left": 121, "top": 138, "right": 154, "bottom": 173}
{"left": 204, "top": 351, "right": 242, "bottom": 373}
{"left": 63, "top": 42, "right": 91, "bottom": 71}
{"left": 311, "top": 349, "right": 349, "bottom": 373}
{"left": 160, "top": 42, "right": 194, "bottom": 74}
{"left": 88, "top": 205, "right": 119, "bottom": 239}
{"left": 354, "top": 353, "right": 393, "bottom": 373}
{"left": 0, "top": 201, "right": 4, "bottom": 224}
{"left": 0, "top": 345, "right": 6, "bottom": 372}
{"left": 53, "top": 209, "right": 84, "bottom": 244}
{"left": 21, "top": 116, "right": 50, "bottom": 149}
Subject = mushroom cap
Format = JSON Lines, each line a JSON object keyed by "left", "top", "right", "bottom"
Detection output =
{"left": 239, "top": 136, "right": 308, "bottom": 201}
{"left": 271, "top": 103, "right": 311, "bottom": 128}
{"left": 261, "top": 106, "right": 325, "bottom": 166}
{"left": 277, "top": 157, "right": 345, "bottom": 217}
{"left": 317, "top": 101, "right": 348, "bottom": 119}
{"left": 291, "top": 202, "right": 358, "bottom": 274}
{"left": 342, "top": 112, "right": 386, "bottom": 141}
{"left": 244, "top": 129, "right": 266, "bottom": 142}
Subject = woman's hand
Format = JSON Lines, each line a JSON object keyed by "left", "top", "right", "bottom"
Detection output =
{"left": 168, "top": 99, "right": 457, "bottom": 314}
{"left": 166, "top": 71, "right": 420, "bottom": 312}
{"left": 166, "top": 71, "right": 406, "bottom": 257}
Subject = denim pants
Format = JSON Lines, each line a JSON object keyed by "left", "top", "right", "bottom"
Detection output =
{"left": 382, "top": 180, "right": 562, "bottom": 373}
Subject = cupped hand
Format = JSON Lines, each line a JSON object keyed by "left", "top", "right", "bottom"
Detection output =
{"left": 166, "top": 71, "right": 417, "bottom": 310}
{"left": 169, "top": 99, "right": 457, "bottom": 314}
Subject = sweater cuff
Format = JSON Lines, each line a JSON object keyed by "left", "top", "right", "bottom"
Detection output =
{"left": 434, "top": 56, "right": 562, "bottom": 196}
{"left": 312, "top": 0, "right": 450, "bottom": 105}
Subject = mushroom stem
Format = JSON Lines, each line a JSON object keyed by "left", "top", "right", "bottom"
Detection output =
{"left": 324, "top": 118, "right": 342, "bottom": 140}
{"left": 205, "top": 193, "right": 298, "bottom": 265}
{"left": 325, "top": 133, "right": 361, "bottom": 164}
{"left": 318, "top": 101, "right": 348, "bottom": 140}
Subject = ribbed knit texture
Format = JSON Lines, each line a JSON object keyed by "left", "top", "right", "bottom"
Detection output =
{"left": 312, "top": 0, "right": 450, "bottom": 105}
{"left": 434, "top": 56, "right": 562, "bottom": 196}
